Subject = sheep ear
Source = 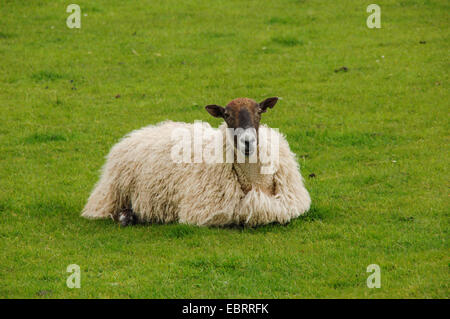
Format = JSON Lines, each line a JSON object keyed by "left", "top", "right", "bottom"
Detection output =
{"left": 259, "top": 97, "right": 278, "bottom": 113}
{"left": 205, "top": 105, "right": 225, "bottom": 118}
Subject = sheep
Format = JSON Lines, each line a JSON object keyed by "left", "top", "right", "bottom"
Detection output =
{"left": 81, "top": 97, "right": 311, "bottom": 227}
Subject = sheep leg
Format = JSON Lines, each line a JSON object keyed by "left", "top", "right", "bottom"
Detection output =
{"left": 116, "top": 207, "right": 137, "bottom": 227}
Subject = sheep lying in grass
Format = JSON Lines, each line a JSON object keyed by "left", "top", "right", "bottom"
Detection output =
{"left": 82, "top": 97, "right": 310, "bottom": 226}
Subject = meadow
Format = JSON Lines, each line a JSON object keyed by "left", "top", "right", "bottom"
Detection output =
{"left": 0, "top": 0, "right": 448, "bottom": 298}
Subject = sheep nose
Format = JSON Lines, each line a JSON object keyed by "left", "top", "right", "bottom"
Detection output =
{"left": 241, "top": 135, "right": 255, "bottom": 144}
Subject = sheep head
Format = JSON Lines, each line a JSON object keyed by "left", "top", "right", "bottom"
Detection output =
{"left": 205, "top": 97, "right": 278, "bottom": 157}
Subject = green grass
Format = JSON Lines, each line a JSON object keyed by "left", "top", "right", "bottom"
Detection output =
{"left": 0, "top": 0, "right": 448, "bottom": 298}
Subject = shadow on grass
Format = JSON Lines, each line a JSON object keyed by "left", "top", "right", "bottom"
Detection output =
{"left": 76, "top": 204, "right": 335, "bottom": 238}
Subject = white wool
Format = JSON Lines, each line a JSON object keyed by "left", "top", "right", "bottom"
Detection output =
{"left": 82, "top": 121, "right": 310, "bottom": 226}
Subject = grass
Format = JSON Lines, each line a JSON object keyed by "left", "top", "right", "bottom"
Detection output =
{"left": 0, "top": 0, "right": 448, "bottom": 298}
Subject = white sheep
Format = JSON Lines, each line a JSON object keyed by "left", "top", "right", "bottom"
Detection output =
{"left": 82, "top": 97, "right": 311, "bottom": 226}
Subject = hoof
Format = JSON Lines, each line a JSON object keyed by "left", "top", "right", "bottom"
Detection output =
{"left": 117, "top": 208, "right": 137, "bottom": 227}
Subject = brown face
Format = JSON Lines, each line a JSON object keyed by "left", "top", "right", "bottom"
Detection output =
{"left": 205, "top": 97, "right": 278, "bottom": 156}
